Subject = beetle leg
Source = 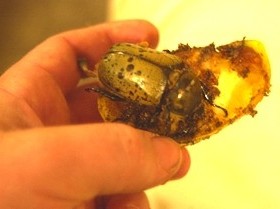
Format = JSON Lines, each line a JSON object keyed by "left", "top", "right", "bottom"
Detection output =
{"left": 85, "top": 87, "right": 122, "bottom": 101}
{"left": 200, "top": 82, "right": 228, "bottom": 117}
{"left": 78, "top": 59, "right": 98, "bottom": 78}
{"left": 152, "top": 105, "right": 171, "bottom": 135}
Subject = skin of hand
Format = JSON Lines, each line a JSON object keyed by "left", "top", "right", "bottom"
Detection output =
{"left": 0, "top": 20, "right": 190, "bottom": 209}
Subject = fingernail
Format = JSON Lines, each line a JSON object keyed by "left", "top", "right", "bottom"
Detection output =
{"left": 152, "top": 137, "right": 190, "bottom": 178}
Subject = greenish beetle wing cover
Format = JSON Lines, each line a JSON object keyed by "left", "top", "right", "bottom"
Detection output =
{"left": 95, "top": 40, "right": 270, "bottom": 145}
{"left": 97, "top": 51, "right": 167, "bottom": 106}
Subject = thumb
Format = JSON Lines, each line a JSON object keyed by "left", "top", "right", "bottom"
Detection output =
{"left": 0, "top": 123, "right": 190, "bottom": 208}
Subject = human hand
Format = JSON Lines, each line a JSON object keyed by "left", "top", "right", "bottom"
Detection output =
{"left": 0, "top": 20, "right": 190, "bottom": 209}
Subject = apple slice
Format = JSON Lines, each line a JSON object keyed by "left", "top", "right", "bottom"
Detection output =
{"left": 96, "top": 40, "right": 270, "bottom": 144}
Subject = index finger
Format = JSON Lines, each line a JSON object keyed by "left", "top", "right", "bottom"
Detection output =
{"left": 0, "top": 20, "right": 158, "bottom": 125}
{"left": 18, "top": 20, "right": 159, "bottom": 94}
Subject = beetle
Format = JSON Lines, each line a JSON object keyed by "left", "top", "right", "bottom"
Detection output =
{"left": 84, "top": 43, "right": 227, "bottom": 139}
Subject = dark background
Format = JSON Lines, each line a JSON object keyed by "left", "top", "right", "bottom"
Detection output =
{"left": 0, "top": 0, "right": 107, "bottom": 73}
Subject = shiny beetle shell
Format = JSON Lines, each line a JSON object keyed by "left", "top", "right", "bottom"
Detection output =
{"left": 97, "top": 48, "right": 167, "bottom": 106}
{"left": 84, "top": 40, "right": 270, "bottom": 145}
{"left": 97, "top": 43, "right": 203, "bottom": 116}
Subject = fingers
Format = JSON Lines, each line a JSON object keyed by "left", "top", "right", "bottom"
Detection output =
{"left": 1, "top": 20, "right": 159, "bottom": 95}
{"left": 66, "top": 84, "right": 103, "bottom": 124}
{"left": 26, "top": 19, "right": 158, "bottom": 94}
{"left": 0, "top": 123, "right": 189, "bottom": 207}
{"left": 0, "top": 20, "right": 159, "bottom": 125}
{"left": 0, "top": 89, "right": 43, "bottom": 130}
{"left": 62, "top": 19, "right": 159, "bottom": 68}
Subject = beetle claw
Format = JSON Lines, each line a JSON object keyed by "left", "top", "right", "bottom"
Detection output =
{"left": 78, "top": 59, "right": 97, "bottom": 78}
{"left": 85, "top": 87, "right": 121, "bottom": 101}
